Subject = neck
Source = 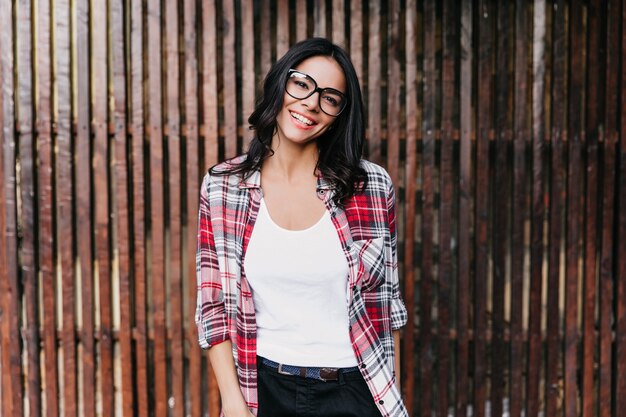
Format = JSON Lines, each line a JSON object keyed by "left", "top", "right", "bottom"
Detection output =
{"left": 263, "top": 135, "right": 319, "bottom": 181}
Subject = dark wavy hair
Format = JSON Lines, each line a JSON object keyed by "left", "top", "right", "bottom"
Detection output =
{"left": 210, "top": 37, "right": 367, "bottom": 206}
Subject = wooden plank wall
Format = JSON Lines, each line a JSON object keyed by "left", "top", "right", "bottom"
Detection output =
{"left": 1, "top": 1, "right": 625, "bottom": 416}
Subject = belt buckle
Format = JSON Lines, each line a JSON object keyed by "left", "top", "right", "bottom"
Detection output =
{"left": 277, "top": 363, "right": 291, "bottom": 376}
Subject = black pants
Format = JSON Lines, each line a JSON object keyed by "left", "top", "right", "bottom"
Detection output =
{"left": 257, "top": 359, "right": 383, "bottom": 417}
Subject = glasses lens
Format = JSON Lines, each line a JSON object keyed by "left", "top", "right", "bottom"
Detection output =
{"left": 319, "top": 91, "right": 345, "bottom": 116}
{"left": 286, "top": 72, "right": 315, "bottom": 99}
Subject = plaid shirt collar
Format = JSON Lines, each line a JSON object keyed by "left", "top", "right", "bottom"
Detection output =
{"left": 237, "top": 167, "right": 334, "bottom": 192}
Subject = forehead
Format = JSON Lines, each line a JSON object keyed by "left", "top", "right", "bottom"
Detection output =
{"left": 293, "top": 56, "right": 346, "bottom": 92}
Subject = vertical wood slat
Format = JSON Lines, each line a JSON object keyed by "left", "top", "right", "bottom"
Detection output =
{"left": 276, "top": 0, "right": 289, "bottom": 58}
{"left": 581, "top": 2, "right": 601, "bottom": 414}
{"left": 201, "top": 2, "right": 221, "bottom": 415}
{"left": 0, "top": 0, "right": 22, "bottom": 415}
{"left": 241, "top": 0, "right": 255, "bottom": 145}
{"left": 296, "top": 0, "right": 307, "bottom": 41}
{"left": 438, "top": 0, "right": 456, "bottom": 415}
{"left": 527, "top": 2, "right": 547, "bottom": 415}
{"left": 109, "top": 0, "right": 132, "bottom": 414}
{"left": 130, "top": 1, "right": 149, "bottom": 416}
{"left": 386, "top": 0, "right": 400, "bottom": 188}
{"left": 92, "top": 0, "right": 114, "bottom": 412}
{"left": 475, "top": 1, "right": 494, "bottom": 415}
{"left": 547, "top": 1, "right": 567, "bottom": 414}
{"left": 456, "top": 1, "right": 473, "bottom": 415}
{"left": 420, "top": 0, "right": 436, "bottom": 415}
{"left": 222, "top": 0, "right": 238, "bottom": 158}
{"left": 18, "top": 0, "right": 43, "bottom": 415}
{"left": 165, "top": 1, "right": 184, "bottom": 416}
{"left": 511, "top": 2, "right": 529, "bottom": 416}
{"left": 349, "top": 0, "right": 363, "bottom": 84}
{"left": 184, "top": 0, "right": 203, "bottom": 415}
{"left": 600, "top": 2, "right": 620, "bottom": 413}
{"left": 55, "top": 0, "right": 77, "bottom": 415}
{"left": 76, "top": 0, "right": 95, "bottom": 415}
{"left": 147, "top": 0, "right": 167, "bottom": 415}
{"left": 492, "top": 3, "right": 511, "bottom": 417}
{"left": 314, "top": 0, "right": 327, "bottom": 39}
{"left": 332, "top": 0, "right": 345, "bottom": 49}
{"left": 259, "top": 0, "right": 272, "bottom": 80}
{"left": 37, "top": 0, "right": 57, "bottom": 415}
{"left": 402, "top": 1, "right": 418, "bottom": 413}
{"left": 598, "top": 132, "right": 616, "bottom": 417}
{"left": 616, "top": 0, "right": 626, "bottom": 413}
{"left": 367, "top": 0, "right": 381, "bottom": 163}
{"left": 565, "top": 2, "right": 584, "bottom": 416}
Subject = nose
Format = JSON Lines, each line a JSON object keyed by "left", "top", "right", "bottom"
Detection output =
{"left": 301, "top": 90, "right": 321, "bottom": 112}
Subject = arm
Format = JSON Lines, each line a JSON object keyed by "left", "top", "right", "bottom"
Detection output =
{"left": 208, "top": 341, "right": 254, "bottom": 417}
{"left": 196, "top": 176, "right": 253, "bottom": 417}
{"left": 393, "top": 329, "right": 402, "bottom": 390}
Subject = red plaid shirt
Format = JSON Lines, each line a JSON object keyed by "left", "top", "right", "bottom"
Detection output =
{"left": 196, "top": 156, "right": 408, "bottom": 416}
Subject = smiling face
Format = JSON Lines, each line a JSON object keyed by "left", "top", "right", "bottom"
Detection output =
{"left": 273, "top": 55, "right": 347, "bottom": 148}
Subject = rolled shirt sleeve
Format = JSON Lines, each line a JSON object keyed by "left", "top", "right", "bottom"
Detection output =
{"left": 386, "top": 181, "right": 408, "bottom": 331}
{"left": 195, "top": 175, "right": 231, "bottom": 348}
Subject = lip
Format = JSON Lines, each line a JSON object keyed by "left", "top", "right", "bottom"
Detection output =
{"left": 289, "top": 110, "right": 317, "bottom": 130}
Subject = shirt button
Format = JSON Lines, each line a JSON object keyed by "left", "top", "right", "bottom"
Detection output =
{"left": 378, "top": 400, "right": 384, "bottom": 405}
{"left": 360, "top": 363, "right": 366, "bottom": 368}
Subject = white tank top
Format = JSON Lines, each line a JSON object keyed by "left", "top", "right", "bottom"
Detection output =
{"left": 244, "top": 198, "right": 357, "bottom": 367}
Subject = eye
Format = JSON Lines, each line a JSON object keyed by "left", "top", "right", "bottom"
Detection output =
{"left": 294, "top": 80, "right": 309, "bottom": 89}
{"left": 322, "top": 94, "right": 342, "bottom": 108}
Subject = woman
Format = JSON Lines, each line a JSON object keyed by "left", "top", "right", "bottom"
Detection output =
{"left": 196, "top": 38, "right": 408, "bottom": 417}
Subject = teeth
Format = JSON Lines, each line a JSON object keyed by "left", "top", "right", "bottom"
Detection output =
{"left": 290, "top": 112, "right": 314, "bottom": 126}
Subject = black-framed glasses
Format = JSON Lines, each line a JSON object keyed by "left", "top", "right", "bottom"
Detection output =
{"left": 286, "top": 69, "right": 347, "bottom": 117}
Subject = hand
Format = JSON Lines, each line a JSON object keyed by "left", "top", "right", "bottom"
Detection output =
{"left": 222, "top": 402, "right": 255, "bottom": 417}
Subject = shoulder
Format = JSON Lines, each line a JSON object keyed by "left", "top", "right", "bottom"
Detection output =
{"left": 202, "top": 154, "right": 251, "bottom": 193}
{"left": 358, "top": 159, "right": 394, "bottom": 192}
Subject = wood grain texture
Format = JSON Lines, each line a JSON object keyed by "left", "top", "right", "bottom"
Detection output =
{"left": 222, "top": 0, "right": 238, "bottom": 158}
{"left": 75, "top": 0, "right": 95, "bottom": 415}
{"left": 457, "top": 2, "right": 473, "bottom": 415}
{"left": 492, "top": 4, "right": 512, "bottom": 417}
{"left": 386, "top": 0, "right": 400, "bottom": 187}
{"left": 18, "top": 0, "right": 44, "bottom": 415}
{"left": 92, "top": 0, "right": 114, "bottom": 413}
{"left": 165, "top": 1, "right": 184, "bottom": 415}
{"left": 201, "top": 2, "right": 221, "bottom": 414}
{"left": 241, "top": 0, "right": 255, "bottom": 145}
{"left": 511, "top": 3, "right": 529, "bottom": 417}
{"left": 0, "top": 0, "right": 21, "bottom": 415}
{"left": 582, "top": 88, "right": 599, "bottom": 417}
{"left": 184, "top": 0, "right": 202, "bottom": 415}
{"left": 332, "top": 0, "right": 345, "bottom": 49}
{"left": 616, "top": 0, "right": 626, "bottom": 413}
{"left": 55, "top": 0, "right": 77, "bottom": 415}
{"left": 37, "top": 1, "right": 57, "bottom": 415}
{"left": 130, "top": 1, "right": 149, "bottom": 415}
{"left": 109, "top": 0, "right": 132, "bottom": 414}
{"left": 367, "top": 0, "right": 381, "bottom": 163}
{"left": 349, "top": 0, "right": 363, "bottom": 84}
{"left": 402, "top": 1, "right": 418, "bottom": 412}
{"left": 276, "top": 0, "right": 289, "bottom": 58}
{"left": 565, "top": 3, "right": 584, "bottom": 416}
{"left": 439, "top": 0, "right": 457, "bottom": 415}
{"left": 474, "top": 2, "right": 494, "bottom": 415}
{"left": 147, "top": 0, "right": 168, "bottom": 415}
{"left": 420, "top": 0, "right": 436, "bottom": 414}
{"left": 527, "top": 2, "right": 546, "bottom": 415}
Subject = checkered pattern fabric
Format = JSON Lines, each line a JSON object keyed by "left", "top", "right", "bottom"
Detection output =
{"left": 196, "top": 155, "right": 409, "bottom": 416}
